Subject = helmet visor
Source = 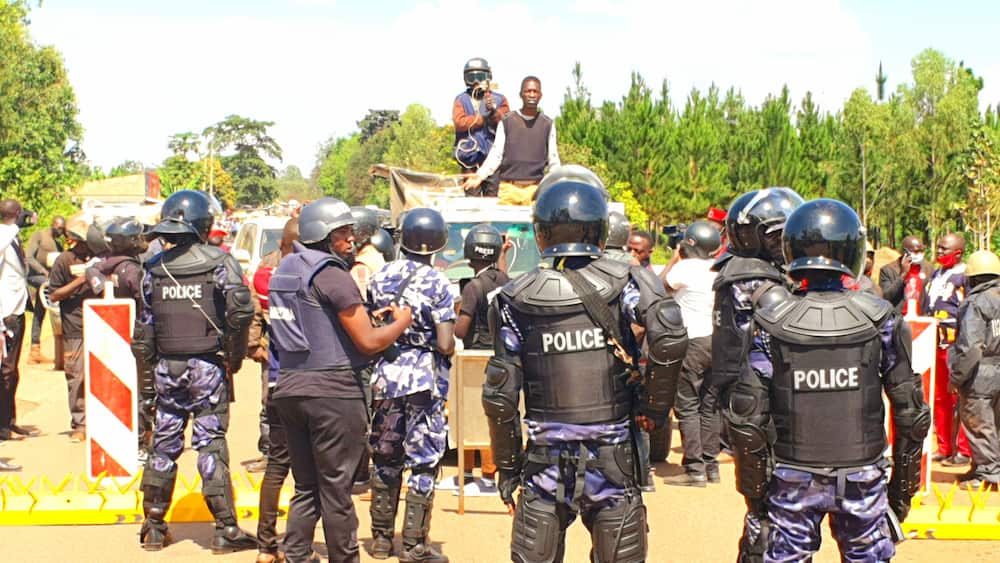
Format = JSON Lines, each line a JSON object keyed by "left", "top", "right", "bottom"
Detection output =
{"left": 465, "top": 71, "right": 490, "bottom": 84}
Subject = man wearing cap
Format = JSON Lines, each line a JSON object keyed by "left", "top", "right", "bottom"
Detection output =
{"left": 48, "top": 215, "right": 107, "bottom": 443}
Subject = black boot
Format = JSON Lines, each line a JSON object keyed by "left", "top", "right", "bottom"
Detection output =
{"left": 140, "top": 468, "right": 176, "bottom": 551}
{"left": 370, "top": 474, "right": 401, "bottom": 559}
{"left": 211, "top": 525, "right": 258, "bottom": 554}
{"left": 399, "top": 490, "right": 448, "bottom": 563}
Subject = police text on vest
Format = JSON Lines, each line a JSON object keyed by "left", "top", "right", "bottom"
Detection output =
{"left": 542, "top": 328, "right": 605, "bottom": 353}
{"left": 162, "top": 284, "right": 203, "bottom": 300}
{"left": 793, "top": 367, "right": 860, "bottom": 391}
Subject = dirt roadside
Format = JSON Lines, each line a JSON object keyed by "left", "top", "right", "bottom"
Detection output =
{"left": 1, "top": 327, "right": 998, "bottom": 562}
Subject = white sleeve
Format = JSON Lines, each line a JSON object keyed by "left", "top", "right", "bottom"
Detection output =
{"left": 548, "top": 123, "right": 560, "bottom": 169}
{"left": 475, "top": 120, "right": 506, "bottom": 179}
{"left": 664, "top": 260, "right": 688, "bottom": 291}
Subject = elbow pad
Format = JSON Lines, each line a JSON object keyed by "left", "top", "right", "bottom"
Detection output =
{"left": 482, "top": 356, "right": 524, "bottom": 471}
{"left": 645, "top": 297, "right": 688, "bottom": 365}
{"left": 724, "top": 376, "right": 774, "bottom": 500}
{"left": 225, "top": 285, "right": 254, "bottom": 332}
{"left": 638, "top": 362, "right": 681, "bottom": 427}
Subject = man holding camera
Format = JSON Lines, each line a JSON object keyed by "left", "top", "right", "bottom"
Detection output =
{"left": 367, "top": 208, "right": 455, "bottom": 562}
{"left": 453, "top": 57, "right": 509, "bottom": 197}
{"left": 878, "top": 235, "right": 933, "bottom": 315}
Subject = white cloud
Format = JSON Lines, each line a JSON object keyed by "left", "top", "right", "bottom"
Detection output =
{"left": 27, "top": 0, "right": 985, "bottom": 178}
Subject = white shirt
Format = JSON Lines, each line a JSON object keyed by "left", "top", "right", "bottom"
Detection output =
{"left": 476, "top": 110, "right": 560, "bottom": 179}
{"left": 665, "top": 257, "right": 717, "bottom": 339}
{"left": 0, "top": 224, "right": 28, "bottom": 318}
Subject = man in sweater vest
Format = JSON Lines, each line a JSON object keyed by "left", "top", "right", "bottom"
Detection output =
{"left": 462, "top": 76, "right": 560, "bottom": 204}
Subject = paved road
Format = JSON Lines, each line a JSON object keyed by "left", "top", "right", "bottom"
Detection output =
{"left": 1, "top": 328, "right": 998, "bottom": 562}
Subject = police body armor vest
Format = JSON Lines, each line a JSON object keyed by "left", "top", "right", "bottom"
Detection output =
{"left": 504, "top": 257, "right": 632, "bottom": 424}
{"left": 711, "top": 256, "right": 783, "bottom": 382}
{"left": 268, "top": 244, "right": 366, "bottom": 371}
{"left": 148, "top": 244, "right": 226, "bottom": 356}
{"left": 755, "top": 291, "right": 891, "bottom": 467}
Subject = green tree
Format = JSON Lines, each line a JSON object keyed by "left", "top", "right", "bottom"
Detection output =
{"left": 0, "top": 1, "right": 84, "bottom": 215}
{"left": 383, "top": 104, "right": 454, "bottom": 173}
{"left": 275, "top": 165, "right": 320, "bottom": 201}
{"left": 109, "top": 160, "right": 144, "bottom": 177}
{"left": 204, "top": 115, "right": 283, "bottom": 206}
{"left": 312, "top": 134, "right": 361, "bottom": 201}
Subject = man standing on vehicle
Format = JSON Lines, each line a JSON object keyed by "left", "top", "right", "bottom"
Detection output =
{"left": 484, "top": 180, "right": 687, "bottom": 562}
{"left": 453, "top": 57, "right": 509, "bottom": 197}
{"left": 462, "top": 76, "right": 559, "bottom": 204}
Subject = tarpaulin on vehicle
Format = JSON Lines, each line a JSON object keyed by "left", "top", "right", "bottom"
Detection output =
{"left": 371, "top": 164, "right": 465, "bottom": 224}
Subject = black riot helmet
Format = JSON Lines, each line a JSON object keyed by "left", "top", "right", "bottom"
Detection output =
{"left": 401, "top": 208, "right": 448, "bottom": 255}
{"left": 151, "top": 190, "right": 216, "bottom": 241}
{"left": 86, "top": 224, "right": 111, "bottom": 257}
{"left": 533, "top": 180, "right": 608, "bottom": 258}
{"left": 606, "top": 211, "right": 631, "bottom": 249}
{"left": 464, "top": 223, "right": 504, "bottom": 262}
{"left": 105, "top": 219, "right": 147, "bottom": 255}
{"left": 726, "top": 187, "right": 804, "bottom": 262}
{"left": 463, "top": 57, "right": 492, "bottom": 88}
{"left": 680, "top": 221, "right": 722, "bottom": 259}
{"left": 350, "top": 206, "right": 380, "bottom": 247}
{"left": 298, "top": 197, "right": 356, "bottom": 245}
{"left": 370, "top": 227, "right": 396, "bottom": 263}
{"left": 784, "top": 198, "right": 865, "bottom": 279}
{"left": 535, "top": 164, "right": 610, "bottom": 203}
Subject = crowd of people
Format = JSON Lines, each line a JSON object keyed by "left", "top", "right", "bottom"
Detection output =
{"left": 0, "top": 57, "right": 999, "bottom": 563}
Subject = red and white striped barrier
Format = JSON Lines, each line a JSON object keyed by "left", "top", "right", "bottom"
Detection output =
{"left": 906, "top": 314, "right": 937, "bottom": 493}
{"left": 83, "top": 283, "right": 138, "bottom": 478}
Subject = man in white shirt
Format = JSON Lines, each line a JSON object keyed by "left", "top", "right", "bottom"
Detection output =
{"left": 462, "top": 76, "right": 560, "bottom": 204}
{"left": 0, "top": 199, "right": 35, "bottom": 469}
{"left": 662, "top": 222, "right": 721, "bottom": 487}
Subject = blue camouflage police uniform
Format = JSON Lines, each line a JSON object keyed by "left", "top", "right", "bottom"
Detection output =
{"left": 731, "top": 276, "right": 927, "bottom": 563}
{"left": 495, "top": 274, "right": 641, "bottom": 511}
{"left": 368, "top": 259, "right": 456, "bottom": 495}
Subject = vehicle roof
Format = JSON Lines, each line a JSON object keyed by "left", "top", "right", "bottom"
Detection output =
{"left": 239, "top": 216, "right": 290, "bottom": 229}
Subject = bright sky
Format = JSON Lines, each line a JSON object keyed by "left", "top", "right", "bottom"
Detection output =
{"left": 27, "top": 0, "right": 1000, "bottom": 175}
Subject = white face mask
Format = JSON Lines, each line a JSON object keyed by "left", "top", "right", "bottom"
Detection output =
{"left": 908, "top": 251, "right": 925, "bottom": 265}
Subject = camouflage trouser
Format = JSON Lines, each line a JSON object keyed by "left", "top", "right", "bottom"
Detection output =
{"left": 369, "top": 390, "right": 446, "bottom": 496}
{"left": 765, "top": 466, "right": 894, "bottom": 563}
{"left": 514, "top": 441, "right": 647, "bottom": 563}
{"left": 143, "top": 358, "right": 234, "bottom": 525}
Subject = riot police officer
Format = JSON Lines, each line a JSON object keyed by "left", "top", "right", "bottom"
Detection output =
{"left": 87, "top": 219, "right": 151, "bottom": 460}
{"left": 604, "top": 211, "right": 633, "bottom": 264}
{"left": 709, "top": 187, "right": 803, "bottom": 561}
{"left": 132, "top": 190, "right": 257, "bottom": 553}
{"left": 949, "top": 250, "right": 1000, "bottom": 489}
{"left": 725, "top": 199, "right": 929, "bottom": 561}
{"left": 368, "top": 208, "right": 456, "bottom": 563}
{"left": 268, "top": 198, "right": 411, "bottom": 563}
{"left": 483, "top": 180, "right": 688, "bottom": 562}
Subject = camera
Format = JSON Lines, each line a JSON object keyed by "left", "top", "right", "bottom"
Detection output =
{"left": 662, "top": 223, "right": 687, "bottom": 248}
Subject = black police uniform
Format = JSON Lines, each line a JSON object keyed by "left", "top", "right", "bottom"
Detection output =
{"left": 950, "top": 277, "right": 1000, "bottom": 484}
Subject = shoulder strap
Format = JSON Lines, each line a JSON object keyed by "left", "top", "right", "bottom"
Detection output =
{"left": 560, "top": 266, "right": 633, "bottom": 366}
{"left": 393, "top": 263, "right": 427, "bottom": 304}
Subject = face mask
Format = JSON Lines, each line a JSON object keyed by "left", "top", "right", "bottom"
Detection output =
{"left": 936, "top": 250, "right": 961, "bottom": 269}
{"left": 908, "top": 252, "right": 924, "bottom": 265}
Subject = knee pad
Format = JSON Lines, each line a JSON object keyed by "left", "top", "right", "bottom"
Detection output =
{"left": 589, "top": 494, "right": 647, "bottom": 563}
{"left": 512, "top": 491, "right": 563, "bottom": 563}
